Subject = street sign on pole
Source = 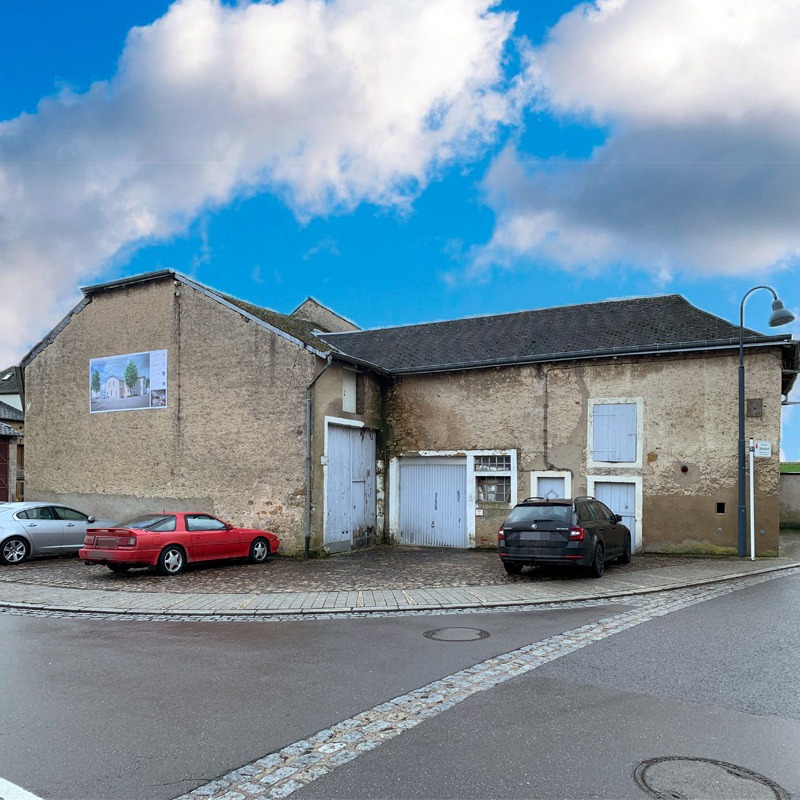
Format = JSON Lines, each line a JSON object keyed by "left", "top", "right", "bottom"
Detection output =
{"left": 753, "top": 441, "right": 772, "bottom": 458}
{"left": 748, "top": 439, "right": 756, "bottom": 560}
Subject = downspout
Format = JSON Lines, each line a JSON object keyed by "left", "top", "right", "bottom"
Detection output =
{"left": 305, "top": 356, "right": 333, "bottom": 559}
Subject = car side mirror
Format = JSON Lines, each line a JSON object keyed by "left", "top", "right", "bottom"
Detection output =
{"left": 614, "top": 514, "right": 622, "bottom": 523}
{"left": 88, "top": 516, "right": 96, "bottom": 523}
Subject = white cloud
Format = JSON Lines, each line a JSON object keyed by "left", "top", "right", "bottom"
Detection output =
{"left": 474, "top": 0, "right": 800, "bottom": 278}
{"left": 0, "top": 0, "right": 518, "bottom": 367}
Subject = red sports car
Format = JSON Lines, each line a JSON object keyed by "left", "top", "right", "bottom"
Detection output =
{"left": 79, "top": 512, "right": 280, "bottom": 576}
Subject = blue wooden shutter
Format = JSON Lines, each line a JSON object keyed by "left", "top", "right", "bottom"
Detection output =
{"left": 593, "top": 403, "right": 637, "bottom": 462}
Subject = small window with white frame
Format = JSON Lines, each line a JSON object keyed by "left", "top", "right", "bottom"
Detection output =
{"left": 530, "top": 470, "right": 572, "bottom": 500}
{"left": 342, "top": 370, "right": 357, "bottom": 413}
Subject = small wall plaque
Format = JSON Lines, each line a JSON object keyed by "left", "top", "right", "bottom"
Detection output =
{"left": 746, "top": 398, "right": 763, "bottom": 418}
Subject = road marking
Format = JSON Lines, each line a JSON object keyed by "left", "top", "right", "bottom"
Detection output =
{"left": 175, "top": 568, "right": 799, "bottom": 800}
{"left": 0, "top": 777, "right": 44, "bottom": 800}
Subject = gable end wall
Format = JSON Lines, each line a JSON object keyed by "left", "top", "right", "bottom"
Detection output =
{"left": 24, "top": 278, "right": 319, "bottom": 551}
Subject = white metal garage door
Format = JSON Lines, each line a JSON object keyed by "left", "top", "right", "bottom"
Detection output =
{"left": 325, "top": 425, "right": 377, "bottom": 550}
{"left": 398, "top": 458, "right": 467, "bottom": 548}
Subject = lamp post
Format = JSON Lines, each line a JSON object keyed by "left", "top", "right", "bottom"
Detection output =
{"left": 737, "top": 286, "right": 795, "bottom": 557}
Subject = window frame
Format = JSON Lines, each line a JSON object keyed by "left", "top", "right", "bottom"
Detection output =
{"left": 342, "top": 370, "right": 357, "bottom": 414}
{"left": 530, "top": 470, "right": 572, "bottom": 500}
{"left": 586, "top": 397, "right": 643, "bottom": 469}
{"left": 185, "top": 514, "right": 228, "bottom": 532}
{"left": 473, "top": 451, "right": 516, "bottom": 507}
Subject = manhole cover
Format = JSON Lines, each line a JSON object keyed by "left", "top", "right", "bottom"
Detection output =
{"left": 634, "top": 757, "right": 789, "bottom": 800}
{"left": 423, "top": 627, "right": 490, "bottom": 642}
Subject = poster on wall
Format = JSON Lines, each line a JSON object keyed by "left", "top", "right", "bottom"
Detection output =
{"left": 89, "top": 350, "right": 167, "bottom": 413}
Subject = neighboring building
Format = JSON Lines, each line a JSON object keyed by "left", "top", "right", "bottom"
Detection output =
{"left": 780, "top": 463, "right": 800, "bottom": 529}
{"left": 0, "top": 366, "right": 23, "bottom": 412}
{"left": 21, "top": 270, "right": 799, "bottom": 557}
{"left": 0, "top": 419, "right": 22, "bottom": 502}
{"left": 0, "top": 366, "right": 25, "bottom": 500}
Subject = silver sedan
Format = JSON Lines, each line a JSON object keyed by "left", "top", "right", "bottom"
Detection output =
{"left": 0, "top": 502, "right": 116, "bottom": 565}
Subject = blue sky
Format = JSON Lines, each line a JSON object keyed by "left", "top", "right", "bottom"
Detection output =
{"left": 1, "top": 0, "right": 799, "bottom": 457}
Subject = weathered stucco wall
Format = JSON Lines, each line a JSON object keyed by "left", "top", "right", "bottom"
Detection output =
{"left": 386, "top": 350, "right": 784, "bottom": 555}
{"left": 24, "top": 277, "right": 322, "bottom": 553}
{"left": 292, "top": 299, "right": 359, "bottom": 333}
{"left": 25, "top": 279, "right": 178, "bottom": 517}
{"left": 781, "top": 472, "right": 800, "bottom": 528}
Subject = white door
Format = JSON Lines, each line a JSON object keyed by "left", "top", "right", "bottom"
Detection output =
{"left": 594, "top": 481, "right": 636, "bottom": 551}
{"left": 325, "top": 426, "right": 377, "bottom": 550}
{"left": 398, "top": 459, "right": 467, "bottom": 547}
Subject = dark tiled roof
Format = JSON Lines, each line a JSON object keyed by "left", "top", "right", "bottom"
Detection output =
{"left": 0, "top": 400, "right": 23, "bottom": 422}
{"left": 219, "top": 294, "right": 336, "bottom": 353}
{"left": 321, "top": 295, "right": 786, "bottom": 374}
{"left": 0, "top": 421, "right": 21, "bottom": 437}
{"left": 0, "top": 366, "right": 22, "bottom": 395}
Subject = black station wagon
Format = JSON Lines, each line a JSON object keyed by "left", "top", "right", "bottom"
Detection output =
{"left": 498, "top": 496, "right": 632, "bottom": 578}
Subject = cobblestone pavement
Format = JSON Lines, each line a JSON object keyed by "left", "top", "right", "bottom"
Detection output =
{"left": 0, "top": 545, "right": 704, "bottom": 594}
{"left": 175, "top": 567, "right": 799, "bottom": 800}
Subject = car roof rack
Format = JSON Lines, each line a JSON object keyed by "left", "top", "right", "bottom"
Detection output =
{"left": 521, "top": 496, "right": 570, "bottom": 503}
{"left": 572, "top": 495, "right": 596, "bottom": 501}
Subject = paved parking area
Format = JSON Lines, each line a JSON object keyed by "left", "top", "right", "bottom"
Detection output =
{"left": 0, "top": 546, "right": 702, "bottom": 594}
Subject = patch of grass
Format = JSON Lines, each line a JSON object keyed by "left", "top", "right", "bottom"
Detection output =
{"left": 648, "top": 543, "right": 738, "bottom": 557}
{"left": 781, "top": 462, "right": 800, "bottom": 474}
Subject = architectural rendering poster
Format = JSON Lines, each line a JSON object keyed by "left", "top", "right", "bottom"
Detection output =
{"left": 89, "top": 349, "right": 167, "bottom": 413}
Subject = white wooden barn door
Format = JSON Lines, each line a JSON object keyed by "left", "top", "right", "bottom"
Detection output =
{"left": 325, "top": 425, "right": 376, "bottom": 550}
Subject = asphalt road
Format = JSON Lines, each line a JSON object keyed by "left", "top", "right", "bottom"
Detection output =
{"left": 2, "top": 571, "right": 797, "bottom": 800}
{"left": 302, "top": 572, "right": 800, "bottom": 800}
{"left": 0, "top": 603, "right": 624, "bottom": 800}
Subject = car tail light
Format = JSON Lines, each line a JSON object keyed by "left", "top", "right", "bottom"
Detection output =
{"left": 84, "top": 535, "right": 95, "bottom": 546}
{"left": 569, "top": 526, "right": 586, "bottom": 541}
{"left": 497, "top": 525, "right": 505, "bottom": 541}
{"left": 117, "top": 535, "right": 137, "bottom": 548}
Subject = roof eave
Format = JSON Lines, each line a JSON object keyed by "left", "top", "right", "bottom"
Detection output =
{"left": 328, "top": 351, "right": 392, "bottom": 377}
{"left": 384, "top": 336, "right": 795, "bottom": 376}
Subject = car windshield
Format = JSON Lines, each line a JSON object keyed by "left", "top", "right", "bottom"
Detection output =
{"left": 505, "top": 505, "right": 572, "bottom": 525}
{"left": 117, "top": 514, "right": 177, "bottom": 532}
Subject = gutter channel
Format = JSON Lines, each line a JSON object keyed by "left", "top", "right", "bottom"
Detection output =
{"left": 305, "top": 356, "right": 333, "bottom": 559}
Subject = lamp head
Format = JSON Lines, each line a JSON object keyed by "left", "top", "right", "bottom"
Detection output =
{"left": 769, "top": 298, "right": 796, "bottom": 327}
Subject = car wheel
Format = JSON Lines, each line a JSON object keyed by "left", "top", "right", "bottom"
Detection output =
{"left": 157, "top": 546, "right": 185, "bottom": 576}
{"left": 248, "top": 537, "right": 270, "bottom": 564}
{"left": 107, "top": 564, "right": 131, "bottom": 574}
{"left": 1, "top": 537, "right": 29, "bottom": 565}
{"left": 589, "top": 543, "right": 605, "bottom": 578}
{"left": 619, "top": 534, "right": 632, "bottom": 564}
{"left": 502, "top": 561, "right": 523, "bottom": 575}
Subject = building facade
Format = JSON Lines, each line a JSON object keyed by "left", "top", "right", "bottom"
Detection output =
{"left": 21, "top": 271, "right": 798, "bottom": 557}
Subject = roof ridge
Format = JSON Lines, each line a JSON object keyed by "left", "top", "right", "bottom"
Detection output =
{"left": 322, "top": 294, "right": 687, "bottom": 337}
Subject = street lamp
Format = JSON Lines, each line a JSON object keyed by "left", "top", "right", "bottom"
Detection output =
{"left": 738, "top": 286, "right": 795, "bottom": 557}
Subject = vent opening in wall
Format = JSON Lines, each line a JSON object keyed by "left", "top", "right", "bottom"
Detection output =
{"left": 716, "top": 502, "right": 725, "bottom": 514}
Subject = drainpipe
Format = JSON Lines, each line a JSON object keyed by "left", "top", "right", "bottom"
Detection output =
{"left": 305, "top": 356, "right": 333, "bottom": 559}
